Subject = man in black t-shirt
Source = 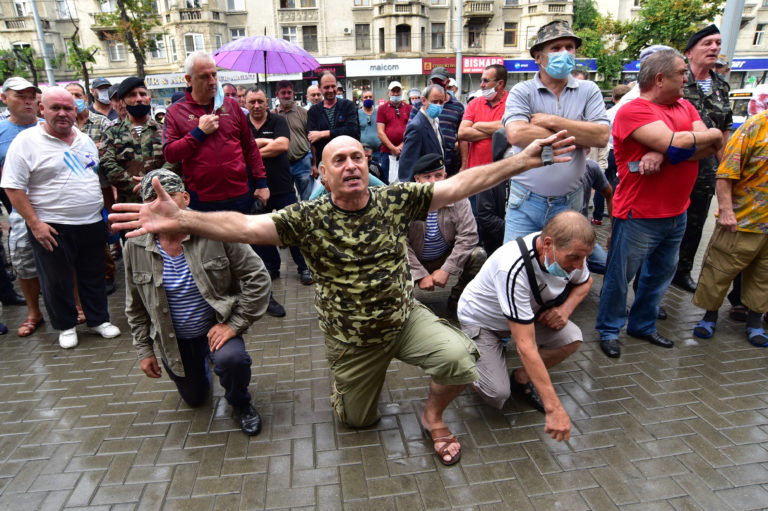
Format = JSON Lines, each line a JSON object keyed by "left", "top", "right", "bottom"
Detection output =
{"left": 245, "top": 87, "right": 313, "bottom": 285}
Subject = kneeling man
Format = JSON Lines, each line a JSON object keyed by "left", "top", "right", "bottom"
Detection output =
{"left": 407, "top": 153, "right": 486, "bottom": 313}
{"left": 457, "top": 211, "right": 593, "bottom": 441}
{"left": 125, "top": 170, "right": 271, "bottom": 435}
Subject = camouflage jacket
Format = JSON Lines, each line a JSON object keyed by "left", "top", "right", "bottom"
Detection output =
{"left": 683, "top": 66, "right": 732, "bottom": 132}
{"left": 101, "top": 117, "right": 180, "bottom": 203}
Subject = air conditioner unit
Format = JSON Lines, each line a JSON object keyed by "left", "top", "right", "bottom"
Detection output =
{"left": 344, "top": 27, "right": 351, "bottom": 34}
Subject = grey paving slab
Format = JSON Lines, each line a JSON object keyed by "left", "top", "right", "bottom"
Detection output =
{"left": 0, "top": 213, "right": 767, "bottom": 510}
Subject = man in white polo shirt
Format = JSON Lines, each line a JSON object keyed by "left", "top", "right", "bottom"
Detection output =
{"left": 2, "top": 87, "right": 120, "bottom": 348}
{"left": 457, "top": 211, "right": 593, "bottom": 442}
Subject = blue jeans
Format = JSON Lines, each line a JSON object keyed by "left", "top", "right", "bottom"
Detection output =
{"left": 252, "top": 192, "right": 308, "bottom": 275}
{"left": 503, "top": 181, "right": 584, "bottom": 243}
{"left": 587, "top": 243, "right": 607, "bottom": 275}
{"left": 163, "top": 334, "right": 252, "bottom": 408}
{"left": 290, "top": 152, "right": 312, "bottom": 201}
{"left": 379, "top": 153, "right": 390, "bottom": 184}
{"left": 595, "top": 212, "right": 687, "bottom": 340}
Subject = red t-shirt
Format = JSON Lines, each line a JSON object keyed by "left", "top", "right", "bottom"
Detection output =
{"left": 612, "top": 97, "right": 701, "bottom": 219}
{"left": 376, "top": 101, "right": 412, "bottom": 154}
{"left": 463, "top": 90, "right": 508, "bottom": 169}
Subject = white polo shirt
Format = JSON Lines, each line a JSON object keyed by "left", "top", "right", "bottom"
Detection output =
{"left": 1, "top": 123, "right": 102, "bottom": 225}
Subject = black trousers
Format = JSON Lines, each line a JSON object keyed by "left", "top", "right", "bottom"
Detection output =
{"left": 252, "top": 192, "right": 308, "bottom": 274}
{"left": 28, "top": 221, "right": 109, "bottom": 330}
{"left": 677, "top": 158, "right": 716, "bottom": 275}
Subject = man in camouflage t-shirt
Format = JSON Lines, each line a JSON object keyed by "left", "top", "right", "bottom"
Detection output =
{"left": 111, "top": 133, "right": 576, "bottom": 465}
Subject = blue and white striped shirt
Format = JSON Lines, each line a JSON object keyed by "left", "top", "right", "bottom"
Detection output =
{"left": 157, "top": 240, "right": 214, "bottom": 339}
{"left": 421, "top": 211, "right": 449, "bottom": 261}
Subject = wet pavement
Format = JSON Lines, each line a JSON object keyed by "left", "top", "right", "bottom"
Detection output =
{"left": 0, "top": 214, "right": 767, "bottom": 510}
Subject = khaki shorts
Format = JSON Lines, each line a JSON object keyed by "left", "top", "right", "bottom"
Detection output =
{"left": 693, "top": 225, "right": 768, "bottom": 313}
{"left": 325, "top": 303, "right": 479, "bottom": 427}
{"left": 8, "top": 210, "right": 37, "bottom": 279}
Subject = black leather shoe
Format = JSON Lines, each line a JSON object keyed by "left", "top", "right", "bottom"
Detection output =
{"left": 672, "top": 272, "right": 697, "bottom": 293}
{"left": 600, "top": 338, "right": 621, "bottom": 358}
{"left": 657, "top": 306, "right": 667, "bottom": 320}
{"left": 234, "top": 404, "right": 262, "bottom": 436}
{"left": 298, "top": 269, "right": 313, "bottom": 286}
{"left": 1, "top": 291, "right": 26, "bottom": 306}
{"left": 627, "top": 330, "right": 674, "bottom": 348}
{"left": 105, "top": 277, "right": 117, "bottom": 296}
{"left": 267, "top": 294, "right": 286, "bottom": 317}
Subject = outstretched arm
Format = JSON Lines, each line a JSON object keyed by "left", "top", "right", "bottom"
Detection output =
{"left": 430, "top": 131, "right": 575, "bottom": 211}
{"left": 109, "top": 177, "right": 282, "bottom": 246}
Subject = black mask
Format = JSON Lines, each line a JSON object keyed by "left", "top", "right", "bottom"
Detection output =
{"left": 126, "top": 103, "right": 151, "bottom": 118}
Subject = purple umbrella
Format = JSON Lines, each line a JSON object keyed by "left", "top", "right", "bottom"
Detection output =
{"left": 213, "top": 36, "right": 320, "bottom": 76}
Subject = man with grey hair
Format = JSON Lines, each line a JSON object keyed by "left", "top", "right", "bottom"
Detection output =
{"left": 595, "top": 49, "right": 723, "bottom": 358}
{"left": 2, "top": 87, "right": 121, "bottom": 348}
{"left": 502, "top": 20, "right": 610, "bottom": 243}
{"left": 399, "top": 84, "right": 447, "bottom": 182}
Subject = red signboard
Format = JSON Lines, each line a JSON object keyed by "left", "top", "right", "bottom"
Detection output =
{"left": 462, "top": 56, "right": 504, "bottom": 74}
{"left": 303, "top": 64, "right": 346, "bottom": 80}
{"left": 422, "top": 58, "right": 458, "bottom": 75}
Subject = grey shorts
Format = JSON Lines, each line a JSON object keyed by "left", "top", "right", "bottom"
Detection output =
{"left": 8, "top": 210, "right": 37, "bottom": 279}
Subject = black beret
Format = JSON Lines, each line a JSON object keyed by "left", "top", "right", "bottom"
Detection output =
{"left": 117, "top": 76, "right": 146, "bottom": 99}
{"left": 685, "top": 24, "right": 719, "bottom": 53}
{"left": 107, "top": 83, "right": 121, "bottom": 100}
{"left": 413, "top": 153, "right": 445, "bottom": 176}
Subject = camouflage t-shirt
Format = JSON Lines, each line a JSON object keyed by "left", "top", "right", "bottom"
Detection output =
{"left": 271, "top": 182, "right": 434, "bottom": 345}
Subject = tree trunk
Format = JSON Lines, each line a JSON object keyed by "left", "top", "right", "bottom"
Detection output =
{"left": 116, "top": 0, "right": 146, "bottom": 78}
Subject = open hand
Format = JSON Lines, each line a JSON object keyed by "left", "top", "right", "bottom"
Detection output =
{"left": 520, "top": 131, "right": 576, "bottom": 170}
{"left": 109, "top": 177, "right": 182, "bottom": 238}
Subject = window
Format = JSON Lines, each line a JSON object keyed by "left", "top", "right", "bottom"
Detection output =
{"left": 764, "top": 0, "right": 768, "bottom": 7}
{"left": 548, "top": 4, "right": 565, "bottom": 12}
{"left": 431, "top": 23, "right": 445, "bottom": 49}
{"left": 56, "top": 0, "right": 75, "bottom": 18}
{"left": 421, "top": 27, "right": 425, "bottom": 52}
{"left": 185, "top": 0, "right": 200, "bottom": 7}
{"left": 353, "top": 0, "right": 370, "bottom": 5}
{"left": 300, "top": 0, "right": 316, "bottom": 6}
{"left": 150, "top": 34, "right": 166, "bottom": 59}
{"left": 528, "top": 5, "right": 536, "bottom": 13}
{"left": 108, "top": 41, "right": 126, "bottom": 61}
{"left": 755, "top": 24, "right": 766, "bottom": 46}
{"left": 355, "top": 24, "right": 370, "bottom": 50}
{"left": 215, "top": 34, "right": 223, "bottom": 50}
{"left": 14, "top": 0, "right": 28, "bottom": 16}
{"left": 468, "top": 23, "right": 483, "bottom": 48}
{"left": 504, "top": 22, "right": 517, "bottom": 47}
{"left": 282, "top": 26, "right": 298, "bottom": 44}
{"left": 184, "top": 33, "right": 204, "bottom": 56}
{"left": 303, "top": 25, "right": 318, "bottom": 52}
{"left": 44, "top": 42, "right": 55, "bottom": 58}
{"left": 227, "top": 0, "right": 244, "bottom": 9}
{"left": 100, "top": 0, "right": 116, "bottom": 12}
{"left": 280, "top": 0, "right": 295, "bottom": 7}
{"left": 431, "top": 0, "right": 446, "bottom": 4}
{"left": 379, "top": 27, "right": 385, "bottom": 53}
{"left": 230, "top": 28, "right": 245, "bottom": 40}
{"left": 170, "top": 37, "right": 177, "bottom": 61}
{"left": 505, "top": 0, "right": 518, "bottom": 4}
{"left": 396, "top": 24, "right": 411, "bottom": 52}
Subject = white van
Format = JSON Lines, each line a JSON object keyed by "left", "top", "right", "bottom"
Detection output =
{"left": 729, "top": 84, "right": 768, "bottom": 130}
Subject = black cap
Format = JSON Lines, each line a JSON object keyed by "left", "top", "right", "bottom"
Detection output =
{"left": 413, "top": 153, "right": 444, "bottom": 176}
{"left": 685, "top": 24, "right": 719, "bottom": 53}
{"left": 107, "top": 83, "right": 121, "bottom": 100}
{"left": 92, "top": 77, "right": 111, "bottom": 89}
{"left": 117, "top": 76, "right": 146, "bottom": 99}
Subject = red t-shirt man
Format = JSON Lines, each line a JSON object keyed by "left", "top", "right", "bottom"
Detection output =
{"left": 376, "top": 101, "right": 411, "bottom": 155}
{"left": 462, "top": 90, "right": 508, "bottom": 169}
{"left": 612, "top": 97, "right": 701, "bottom": 219}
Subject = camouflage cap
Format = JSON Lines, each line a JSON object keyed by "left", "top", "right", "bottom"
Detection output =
{"left": 530, "top": 20, "right": 582, "bottom": 58}
{"left": 140, "top": 169, "right": 184, "bottom": 201}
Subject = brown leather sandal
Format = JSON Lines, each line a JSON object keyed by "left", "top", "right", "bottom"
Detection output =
{"left": 18, "top": 317, "right": 44, "bottom": 337}
{"left": 422, "top": 426, "right": 462, "bottom": 466}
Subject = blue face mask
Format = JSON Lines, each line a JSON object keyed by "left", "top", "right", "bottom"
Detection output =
{"left": 544, "top": 244, "right": 573, "bottom": 279}
{"left": 336, "top": 94, "right": 344, "bottom": 100}
{"left": 545, "top": 50, "right": 576, "bottom": 80}
{"left": 74, "top": 99, "right": 86, "bottom": 113}
{"left": 666, "top": 132, "right": 696, "bottom": 164}
{"left": 390, "top": 95, "right": 402, "bottom": 103}
{"left": 426, "top": 103, "right": 443, "bottom": 119}
{"left": 213, "top": 81, "right": 224, "bottom": 111}
{"left": 363, "top": 99, "right": 374, "bottom": 108}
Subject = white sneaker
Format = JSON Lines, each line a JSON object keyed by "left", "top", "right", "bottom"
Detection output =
{"left": 59, "top": 328, "right": 78, "bottom": 349}
{"left": 91, "top": 322, "right": 121, "bottom": 339}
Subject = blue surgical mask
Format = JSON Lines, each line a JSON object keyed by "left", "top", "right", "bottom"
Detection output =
{"left": 390, "top": 95, "right": 402, "bottom": 103}
{"left": 74, "top": 99, "right": 86, "bottom": 113}
{"left": 426, "top": 103, "right": 443, "bottom": 119}
{"left": 544, "top": 244, "right": 573, "bottom": 279}
{"left": 545, "top": 50, "right": 576, "bottom": 80}
{"left": 213, "top": 81, "right": 224, "bottom": 111}
{"left": 363, "top": 99, "right": 374, "bottom": 108}
{"left": 336, "top": 94, "right": 344, "bottom": 100}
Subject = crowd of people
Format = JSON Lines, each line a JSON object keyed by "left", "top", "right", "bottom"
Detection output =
{"left": 0, "top": 19, "right": 765, "bottom": 466}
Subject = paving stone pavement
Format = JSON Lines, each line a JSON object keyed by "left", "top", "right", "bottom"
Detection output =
{"left": 0, "top": 215, "right": 767, "bottom": 510}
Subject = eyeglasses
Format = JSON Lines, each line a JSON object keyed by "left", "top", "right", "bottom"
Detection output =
{"left": 395, "top": 107, "right": 400, "bottom": 119}
{"left": 480, "top": 78, "right": 497, "bottom": 84}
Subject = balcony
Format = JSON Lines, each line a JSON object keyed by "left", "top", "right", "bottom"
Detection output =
{"left": 277, "top": 8, "right": 319, "bottom": 23}
{"left": 463, "top": 1, "right": 494, "bottom": 19}
{"left": 5, "top": 18, "right": 27, "bottom": 29}
{"left": 375, "top": 0, "right": 425, "bottom": 17}
{"left": 161, "top": 7, "right": 224, "bottom": 24}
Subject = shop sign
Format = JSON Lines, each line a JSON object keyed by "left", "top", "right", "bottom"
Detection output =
{"left": 303, "top": 64, "right": 346, "bottom": 80}
{"left": 345, "top": 59, "right": 422, "bottom": 77}
{"left": 462, "top": 56, "right": 503, "bottom": 73}
{"left": 422, "top": 57, "right": 458, "bottom": 75}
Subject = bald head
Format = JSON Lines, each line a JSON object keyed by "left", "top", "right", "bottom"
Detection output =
{"left": 541, "top": 210, "right": 596, "bottom": 249}
{"left": 321, "top": 135, "right": 363, "bottom": 166}
{"left": 39, "top": 87, "right": 76, "bottom": 137}
{"left": 41, "top": 86, "right": 74, "bottom": 106}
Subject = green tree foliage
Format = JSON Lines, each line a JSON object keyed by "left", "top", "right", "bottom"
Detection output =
{"left": 573, "top": 0, "right": 626, "bottom": 88}
{"left": 66, "top": 27, "right": 99, "bottom": 100}
{"left": 95, "top": 0, "right": 162, "bottom": 78}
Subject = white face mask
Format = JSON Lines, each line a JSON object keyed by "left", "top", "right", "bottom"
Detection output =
{"left": 97, "top": 89, "right": 110, "bottom": 104}
{"left": 481, "top": 87, "right": 498, "bottom": 101}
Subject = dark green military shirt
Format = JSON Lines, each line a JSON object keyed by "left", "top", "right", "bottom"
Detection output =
{"left": 683, "top": 67, "right": 732, "bottom": 132}
{"left": 101, "top": 117, "right": 179, "bottom": 203}
{"left": 271, "top": 182, "right": 433, "bottom": 346}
